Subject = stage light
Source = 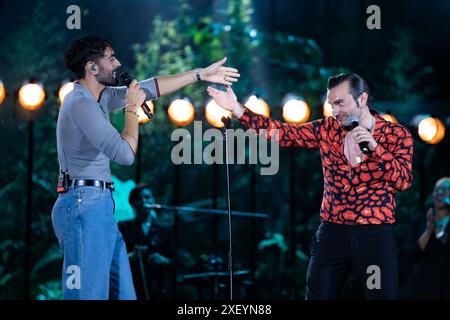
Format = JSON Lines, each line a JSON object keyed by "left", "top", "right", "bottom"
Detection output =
{"left": 137, "top": 101, "right": 154, "bottom": 124}
{"left": 380, "top": 110, "right": 398, "bottom": 123}
{"left": 282, "top": 97, "right": 310, "bottom": 124}
{"left": 205, "top": 99, "right": 232, "bottom": 128}
{"left": 167, "top": 98, "right": 195, "bottom": 127}
{"left": 323, "top": 101, "right": 333, "bottom": 118}
{"left": 418, "top": 116, "right": 445, "bottom": 144}
{"left": 18, "top": 81, "right": 45, "bottom": 111}
{"left": 244, "top": 95, "right": 270, "bottom": 117}
{"left": 58, "top": 81, "right": 74, "bottom": 105}
{"left": 381, "top": 113, "right": 398, "bottom": 123}
{"left": 0, "top": 80, "right": 6, "bottom": 105}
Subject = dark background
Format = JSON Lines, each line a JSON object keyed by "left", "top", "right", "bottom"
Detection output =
{"left": 0, "top": 0, "right": 449, "bottom": 299}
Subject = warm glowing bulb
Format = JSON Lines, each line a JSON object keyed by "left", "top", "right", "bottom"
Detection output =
{"left": 58, "top": 82, "right": 74, "bottom": 105}
{"left": 167, "top": 98, "right": 195, "bottom": 126}
{"left": 18, "top": 82, "right": 45, "bottom": 111}
{"left": 418, "top": 117, "right": 437, "bottom": 142}
{"left": 323, "top": 101, "right": 333, "bottom": 118}
{"left": 0, "top": 80, "right": 6, "bottom": 105}
{"left": 282, "top": 99, "right": 310, "bottom": 124}
{"left": 137, "top": 101, "right": 154, "bottom": 124}
{"left": 382, "top": 114, "right": 398, "bottom": 123}
{"left": 418, "top": 117, "right": 445, "bottom": 144}
{"left": 430, "top": 118, "right": 445, "bottom": 144}
{"left": 205, "top": 99, "right": 232, "bottom": 128}
{"left": 244, "top": 95, "right": 270, "bottom": 117}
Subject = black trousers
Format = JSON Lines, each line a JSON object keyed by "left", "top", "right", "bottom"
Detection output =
{"left": 306, "top": 221, "right": 399, "bottom": 300}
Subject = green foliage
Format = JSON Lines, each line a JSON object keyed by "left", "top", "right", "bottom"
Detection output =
{"left": 34, "top": 280, "right": 62, "bottom": 300}
{"left": 384, "top": 29, "right": 434, "bottom": 103}
{"left": 0, "top": 0, "right": 437, "bottom": 300}
{"left": 0, "top": 0, "right": 65, "bottom": 299}
{"left": 0, "top": 1, "right": 64, "bottom": 85}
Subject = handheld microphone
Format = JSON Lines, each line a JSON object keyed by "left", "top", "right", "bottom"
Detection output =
{"left": 348, "top": 115, "right": 371, "bottom": 154}
{"left": 144, "top": 203, "right": 162, "bottom": 210}
{"left": 119, "top": 72, "right": 153, "bottom": 120}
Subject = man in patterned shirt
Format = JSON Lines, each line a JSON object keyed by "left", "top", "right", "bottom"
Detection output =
{"left": 207, "top": 73, "right": 413, "bottom": 299}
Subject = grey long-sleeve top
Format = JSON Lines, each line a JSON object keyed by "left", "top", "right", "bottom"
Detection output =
{"left": 56, "top": 79, "right": 159, "bottom": 182}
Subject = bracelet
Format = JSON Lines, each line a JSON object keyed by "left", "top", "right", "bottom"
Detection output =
{"left": 195, "top": 68, "right": 201, "bottom": 81}
{"left": 125, "top": 108, "right": 139, "bottom": 119}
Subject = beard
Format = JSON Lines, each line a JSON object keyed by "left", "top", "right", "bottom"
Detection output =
{"left": 337, "top": 100, "right": 361, "bottom": 128}
{"left": 336, "top": 112, "right": 351, "bottom": 127}
{"left": 97, "top": 67, "right": 119, "bottom": 86}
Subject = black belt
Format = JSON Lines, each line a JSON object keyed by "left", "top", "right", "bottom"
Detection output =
{"left": 69, "top": 179, "right": 115, "bottom": 191}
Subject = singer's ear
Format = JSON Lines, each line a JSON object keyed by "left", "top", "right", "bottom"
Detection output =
{"left": 359, "top": 92, "right": 368, "bottom": 108}
{"left": 87, "top": 62, "right": 98, "bottom": 75}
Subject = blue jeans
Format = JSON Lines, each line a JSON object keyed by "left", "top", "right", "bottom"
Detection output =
{"left": 51, "top": 186, "right": 136, "bottom": 300}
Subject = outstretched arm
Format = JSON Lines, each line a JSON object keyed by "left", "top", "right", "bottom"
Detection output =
{"left": 157, "top": 57, "right": 240, "bottom": 96}
{"left": 104, "top": 57, "right": 240, "bottom": 111}
{"left": 207, "top": 85, "right": 322, "bottom": 149}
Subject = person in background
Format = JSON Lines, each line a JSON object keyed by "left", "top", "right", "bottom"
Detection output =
{"left": 405, "top": 177, "right": 450, "bottom": 299}
{"left": 118, "top": 183, "right": 173, "bottom": 300}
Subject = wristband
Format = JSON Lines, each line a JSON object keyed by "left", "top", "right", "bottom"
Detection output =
{"left": 195, "top": 68, "right": 201, "bottom": 81}
{"left": 125, "top": 108, "right": 139, "bottom": 119}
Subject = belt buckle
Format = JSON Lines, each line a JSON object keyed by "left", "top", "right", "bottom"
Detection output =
{"left": 109, "top": 182, "right": 115, "bottom": 192}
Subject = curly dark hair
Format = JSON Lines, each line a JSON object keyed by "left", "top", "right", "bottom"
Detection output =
{"left": 64, "top": 36, "right": 112, "bottom": 79}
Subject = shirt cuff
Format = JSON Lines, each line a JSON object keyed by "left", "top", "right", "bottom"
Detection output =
{"left": 370, "top": 143, "right": 394, "bottom": 163}
{"left": 367, "top": 143, "right": 396, "bottom": 177}
{"left": 139, "top": 78, "right": 160, "bottom": 100}
{"left": 237, "top": 106, "right": 253, "bottom": 126}
{"left": 153, "top": 78, "right": 161, "bottom": 98}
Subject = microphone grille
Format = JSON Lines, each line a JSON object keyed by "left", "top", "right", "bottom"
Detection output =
{"left": 348, "top": 115, "right": 359, "bottom": 129}
{"left": 119, "top": 72, "right": 132, "bottom": 87}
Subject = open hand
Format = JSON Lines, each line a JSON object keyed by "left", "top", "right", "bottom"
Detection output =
{"left": 207, "top": 85, "right": 238, "bottom": 111}
{"left": 200, "top": 57, "right": 240, "bottom": 86}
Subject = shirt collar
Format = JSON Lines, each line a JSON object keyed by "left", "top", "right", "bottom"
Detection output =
{"left": 331, "top": 109, "right": 385, "bottom": 146}
{"left": 371, "top": 109, "right": 385, "bottom": 137}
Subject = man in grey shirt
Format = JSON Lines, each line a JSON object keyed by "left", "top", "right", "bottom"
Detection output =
{"left": 51, "top": 36, "right": 240, "bottom": 300}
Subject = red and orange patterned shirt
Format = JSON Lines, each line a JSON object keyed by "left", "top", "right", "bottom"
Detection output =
{"left": 239, "top": 107, "right": 413, "bottom": 225}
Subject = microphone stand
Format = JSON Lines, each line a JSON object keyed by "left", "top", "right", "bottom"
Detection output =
{"left": 149, "top": 189, "right": 268, "bottom": 300}
{"left": 149, "top": 204, "right": 268, "bottom": 219}
{"left": 222, "top": 116, "right": 234, "bottom": 300}
{"left": 135, "top": 245, "right": 150, "bottom": 300}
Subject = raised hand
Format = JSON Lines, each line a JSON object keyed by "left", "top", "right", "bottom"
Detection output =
{"left": 201, "top": 57, "right": 240, "bottom": 86}
{"left": 207, "top": 85, "right": 245, "bottom": 118}
{"left": 207, "top": 85, "right": 239, "bottom": 111}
